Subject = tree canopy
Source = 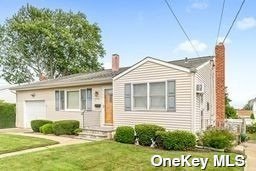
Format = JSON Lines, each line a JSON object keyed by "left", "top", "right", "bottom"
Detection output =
{"left": 0, "top": 4, "right": 105, "bottom": 84}
{"left": 225, "top": 88, "right": 237, "bottom": 119}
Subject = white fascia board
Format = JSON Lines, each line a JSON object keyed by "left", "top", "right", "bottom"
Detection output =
{"left": 113, "top": 57, "right": 191, "bottom": 81}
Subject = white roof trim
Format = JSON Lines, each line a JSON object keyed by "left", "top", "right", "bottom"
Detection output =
{"left": 113, "top": 57, "right": 191, "bottom": 80}
{"left": 196, "top": 58, "right": 214, "bottom": 71}
{"left": 11, "top": 78, "right": 112, "bottom": 91}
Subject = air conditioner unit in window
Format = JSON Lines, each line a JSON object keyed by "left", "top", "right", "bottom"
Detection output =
{"left": 196, "top": 83, "right": 204, "bottom": 94}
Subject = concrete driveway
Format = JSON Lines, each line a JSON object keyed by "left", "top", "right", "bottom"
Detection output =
{"left": 244, "top": 142, "right": 256, "bottom": 171}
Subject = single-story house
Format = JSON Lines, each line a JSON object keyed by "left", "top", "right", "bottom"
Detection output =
{"left": 11, "top": 43, "right": 226, "bottom": 132}
{"left": 0, "top": 85, "right": 16, "bottom": 104}
{"left": 237, "top": 109, "right": 253, "bottom": 118}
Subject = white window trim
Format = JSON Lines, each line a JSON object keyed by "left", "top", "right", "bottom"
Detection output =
{"left": 55, "top": 88, "right": 93, "bottom": 112}
{"left": 55, "top": 90, "right": 65, "bottom": 111}
{"left": 149, "top": 82, "right": 166, "bottom": 110}
{"left": 130, "top": 80, "right": 175, "bottom": 112}
{"left": 65, "top": 90, "right": 81, "bottom": 111}
{"left": 132, "top": 83, "right": 148, "bottom": 110}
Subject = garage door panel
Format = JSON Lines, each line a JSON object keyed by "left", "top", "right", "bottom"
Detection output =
{"left": 24, "top": 100, "right": 46, "bottom": 128}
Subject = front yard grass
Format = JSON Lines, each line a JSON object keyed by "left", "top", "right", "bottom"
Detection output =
{"left": 0, "top": 134, "right": 58, "bottom": 154}
{"left": 247, "top": 133, "right": 256, "bottom": 142}
{"left": 0, "top": 140, "right": 242, "bottom": 171}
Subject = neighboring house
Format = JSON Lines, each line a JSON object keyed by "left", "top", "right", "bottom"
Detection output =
{"left": 237, "top": 109, "right": 253, "bottom": 118}
{"left": 11, "top": 43, "right": 226, "bottom": 132}
{"left": 0, "top": 85, "right": 16, "bottom": 104}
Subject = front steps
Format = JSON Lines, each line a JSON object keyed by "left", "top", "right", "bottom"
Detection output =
{"left": 78, "top": 126, "right": 115, "bottom": 141}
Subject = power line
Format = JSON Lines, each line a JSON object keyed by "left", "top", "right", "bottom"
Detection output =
{"left": 215, "top": 0, "right": 226, "bottom": 46}
{"left": 164, "top": 0, "right": 200, "bottom": 56}
{"left": 222, "top": 0, "right": 246, "bottom": 43}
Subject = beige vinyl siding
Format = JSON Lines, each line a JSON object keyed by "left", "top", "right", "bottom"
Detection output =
{"left": 16, "top": 84, "right": 111, "bottom": 128}
{"left": 195, "top": 62, "right": 215, "bottom": 131}
{"left": 113, "top": 61, "right": 193, "bottom": 131}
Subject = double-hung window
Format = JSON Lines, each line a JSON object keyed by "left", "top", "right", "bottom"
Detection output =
{"left": 55, "top": 88, "right": 92, "bottom": 111}
{"left": 66, "top": 90, "right": 79, "bottom": 110}
{"left": 124, "top": 80, "right": 176, "bottom": 111}
{"left": 167, "top": 80, "right": 176, "bottom": 111}
{"left": 150, "top": 82, "right": 166, "bottom": 109}
{"left": 55, "top": 90, "right": 65, "bottom": 111}
{"left": 133, "top": 83, "right": 147, "bottom": 109}
{"left": 81, "top": 88, "right": 92, "bottom": 111}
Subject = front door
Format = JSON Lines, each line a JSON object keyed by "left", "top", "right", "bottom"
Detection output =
{"left": 104, "top": 89, "right": 113, "bottom": 125}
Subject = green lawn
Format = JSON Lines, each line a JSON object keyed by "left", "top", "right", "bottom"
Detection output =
{"left": 0, "top": 140, "right": 242, "bottom": 171}
{"left": 0, "top": 134, "right": 58, "bottom": 154}
{"left": 247, "top": 133, "right": 256, "bottom": 142}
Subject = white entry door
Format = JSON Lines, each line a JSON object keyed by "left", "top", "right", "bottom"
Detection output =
{"left": 24, "top": 100, "right": 46, "bottom": 128}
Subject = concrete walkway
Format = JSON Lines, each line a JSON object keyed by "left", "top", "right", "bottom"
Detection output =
{"left": 244, "top": 142, "right": 256, "bottom": 171}
{"left": 0, "top": 128, "right": 88, "bottom": 159}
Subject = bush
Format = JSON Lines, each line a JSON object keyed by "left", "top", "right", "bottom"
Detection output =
{"left": 155, "top": 131, "right": 167, "bottom": 148}
{"left": 201, "top": 128, "right": 235, "bottom": 149}
{"left": 114, "top": 126, "right": 135, "bottom": 144}
{"left": 246, "top": 123, "right": 256, "bottom": 134}
{"left": 40, "top": 123, "right": 53, "bottom": 134}
{"left": 52, "top": 120, "right": 79, "bottom": 135}
{"left": 156, "top": 130, "right": 196, "bottom": 151}
{"left": 250, "top": 113, "right": 255, "bottom": 119}
{"left": 31, "top": 120, "right": 52, "bottom": 132}
{"left": 74, "top": 128, "right": 83, "bottom": 135}
{"left": 0, "top": 101, "right": 16, "bottom": 128}
{"left": 135, "top": 124, "right": 165, "bottom": 146}
{"left": 240, "top": 133, "right": 248, "bottom": 142}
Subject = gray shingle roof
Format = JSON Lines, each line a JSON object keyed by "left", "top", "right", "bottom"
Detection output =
{"left": 11, "top": 56, "right": 213, "bottom": 90}
{"left": 168, "top": 56, "right": 214, "bottom": 69}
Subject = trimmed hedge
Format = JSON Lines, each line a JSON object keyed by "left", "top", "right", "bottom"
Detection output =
{"left": 40, "top": 123, "right": 53, "bottom": 134}
{"left": 114, "top": 126, "right": 135, "bottom": 144}
{"left": 52, "top": 120, "right": 79, "bottom": 135}
{"left": 0, "top": 101, "right": 16, "bottom": 128}
{"left": 31, "top": 120, "right": 52, "bottom": 132}
{"left": 156, "top": 130, "right": 196, "bottom": 151}
{"left": 201, "top": 128, "right": 235, "bottom": 149}
{"left": 135, "top": 124, "right": 165, "bottom": 146}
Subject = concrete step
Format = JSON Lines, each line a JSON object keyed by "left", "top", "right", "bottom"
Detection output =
{"left": 79, "top": 132, "right": 108, "bottom": 138}
{"left": 75, "top": 136, "right": 103, "bottom": 141}
{"left": 79, "top": 127, "right": 115, "bottom": 139}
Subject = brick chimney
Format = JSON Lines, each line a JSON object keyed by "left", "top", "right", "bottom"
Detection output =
{"left": 215, "top": 43, "right": 225, "bottom": 127}
{"left": 112, "top": 54, "right": 120, "bottom": 72}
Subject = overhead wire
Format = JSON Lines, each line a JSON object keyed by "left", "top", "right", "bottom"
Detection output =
{"left": 222, "top": 0, "right": 246, "bottom": 43}
{"left": 215, "top": 0, "right": 226, "bottom": 46}
{"left": 164, "top": 0, "right": 200, "bottom": 57}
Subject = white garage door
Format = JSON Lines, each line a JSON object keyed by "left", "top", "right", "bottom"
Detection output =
{"left": 24, "top": 100, "right": 46, "bottom": 128}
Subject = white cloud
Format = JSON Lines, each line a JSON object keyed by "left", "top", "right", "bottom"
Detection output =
{"left": 103, "top": 62, "right": 111, "bottom": 69}
{"left": 191, "top": 2, "right": 208, "bottom": 10}
{"left": 175, "top": 40, "right": 207, "bottom": 53}
{"left": 237, "top": 17, "right": 256, "bottom": 30}
{"left": 217, "top": 37, "right": 231, "bottom": 45}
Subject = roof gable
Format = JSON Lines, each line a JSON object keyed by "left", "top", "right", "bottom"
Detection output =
{"left": 113, "top": 57, "right": 191, "bottom": 80}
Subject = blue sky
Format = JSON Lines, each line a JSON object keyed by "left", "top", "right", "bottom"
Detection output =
{"left": 0, "top": 0, "right": 255, "bottom": 108}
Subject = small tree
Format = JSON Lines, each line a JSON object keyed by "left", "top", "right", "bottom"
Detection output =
{"left": 225, "top": 88, "right": 237, "bottom": 119}
{"left": 243, "top": 100, "right": 253, "bottom": 110}
{"left": 250, "top": 113, "right": 255, "bottom": 119}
